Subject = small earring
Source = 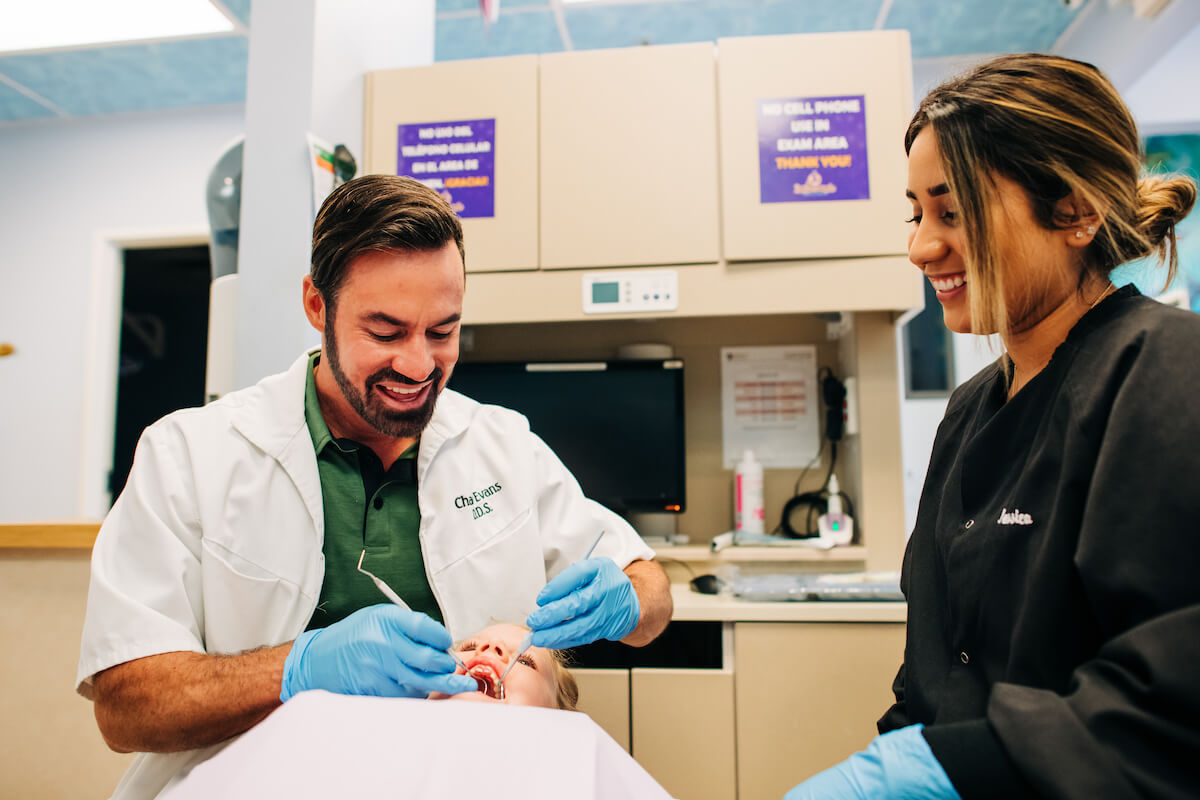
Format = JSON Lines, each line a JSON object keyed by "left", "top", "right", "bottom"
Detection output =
{"left": 1075, "top": 231, "right": 1084, "bottom": 239}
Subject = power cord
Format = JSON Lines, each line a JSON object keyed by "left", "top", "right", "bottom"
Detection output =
{"left": 777, "top": 368, "right": 855, "bottom": 539}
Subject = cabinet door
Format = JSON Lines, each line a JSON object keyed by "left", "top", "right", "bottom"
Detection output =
{"left": 539, "top": 43, "right": 721, "bottom": 270}
{"left": 573, "top": 667, "right": 631, "bottom": 752}
{"left": 364, "top": 56, "right": 539, "bottom": 273}
{"left": 718, "top": 32, "right": 913, "bottom": 261}
{"left": 631, "top": 668, "right": 736, "bottom": 800}
{"left": 735, "top": 622, "right": 905, "bottom": 800}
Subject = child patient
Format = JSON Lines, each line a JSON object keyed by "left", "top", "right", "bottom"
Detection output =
{"left": 428, "top": 622, "right": 579, "bottom": 711}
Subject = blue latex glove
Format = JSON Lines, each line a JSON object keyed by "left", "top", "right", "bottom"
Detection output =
{"left": 280, "top": 604, "right": 477, "bottom": 702}
{"left": 783, "top": 725, "right": 961, "bottom": 800}
{"left": 526, "top": 557, "right": 641, "bottom": 649}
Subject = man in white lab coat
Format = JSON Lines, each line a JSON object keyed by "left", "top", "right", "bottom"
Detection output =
{"left": 77, "top": 174, "right": 672, "bottom": 800}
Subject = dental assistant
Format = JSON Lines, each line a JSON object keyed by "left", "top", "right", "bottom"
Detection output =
{"left": 78, "top": 175, "right": 672, "bottom": 800}
{"left": 786, "top": 54, "right": 1200, "bottom": 799}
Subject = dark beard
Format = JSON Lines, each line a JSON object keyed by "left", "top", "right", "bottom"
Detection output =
{"left": 323, "top": 315, "right": 443, "bottom": 439}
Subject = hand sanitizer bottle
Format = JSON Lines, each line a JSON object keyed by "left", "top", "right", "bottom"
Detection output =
{"left": 734, "top": 450, "right": 764, "bottom": 535}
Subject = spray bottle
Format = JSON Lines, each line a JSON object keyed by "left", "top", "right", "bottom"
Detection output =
{"left": 734, "top": 449, "right": 764, "bottom": 536}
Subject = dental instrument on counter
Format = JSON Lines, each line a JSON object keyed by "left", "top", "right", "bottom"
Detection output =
{"left": 356, "top": 549, "right": 468, "bottom": 673}
{"left": 496, "top": 529, "right": 607, "bottom": 694}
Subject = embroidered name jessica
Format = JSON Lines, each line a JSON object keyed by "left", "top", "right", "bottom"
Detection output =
{"left": 996, "top": 508, "right": 1033, "bottom": 526}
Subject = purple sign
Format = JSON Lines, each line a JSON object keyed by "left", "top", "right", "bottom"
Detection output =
{"left": 757, "top": 95, "right": 869, "bottom": 203}
{"left": 396, "top": 118, "right": 496, "bottom": 218}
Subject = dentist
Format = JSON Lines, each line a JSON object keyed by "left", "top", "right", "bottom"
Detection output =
{"left": 78, "top": 175, "right": 671, "bottom": 800}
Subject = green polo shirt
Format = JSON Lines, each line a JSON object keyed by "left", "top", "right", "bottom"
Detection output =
{"left": 303, "top": 352, "right": 442, "bottom": 630}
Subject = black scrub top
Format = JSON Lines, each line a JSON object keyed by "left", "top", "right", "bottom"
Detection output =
{"left": 881, "top": 286, "right": 1200, "bottom": 799}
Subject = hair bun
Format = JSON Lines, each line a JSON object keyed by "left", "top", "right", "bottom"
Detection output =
{"left": 1136, "top": 175, "right": 1197, "bottom": 250}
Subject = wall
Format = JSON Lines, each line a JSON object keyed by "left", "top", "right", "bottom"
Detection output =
{"left": 0, "top": 549, "right": 133, "bottom": 798}
{"left": 462, "top": 310, "right": 909, "bottom": 572}
{"left": 464, "top": 314, "right": 837, "bottom": 546}
{"left": 0, "top": 105, "right": 245, "bottom": 522}
{"left": 1125, "top": 23, "right": 1200, "bottom": 135}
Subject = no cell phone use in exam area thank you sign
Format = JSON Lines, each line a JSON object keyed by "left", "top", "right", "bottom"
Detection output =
{"left": 397, "top": 118, "right": 496, "bottom": 218}
{"left": 757, "top": 95, "right": 869, "bottom": 203}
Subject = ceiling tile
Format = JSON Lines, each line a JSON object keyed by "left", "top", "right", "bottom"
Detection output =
{"left": 885, "top": 0, "right": 1080, "bottom": 58}
{"left": 220, "top": 0, "right": 252, "bottom": 27}
{"left": 436, "top": 9, "right": 563, "bottom": 61}
{"left": 0, "top": 0, "right": 1104, "bottom": 123}
{"left": 567, "top": 0, "right": 881, "bottom": 50}
{"left": 0, "top": 78, "right": 58, "bottom": 121}
{"left": 0, "top": 36, "right": 248, "bottom": 116}
{"left": 438, "top": 0, "right": 549, "bottom": 12}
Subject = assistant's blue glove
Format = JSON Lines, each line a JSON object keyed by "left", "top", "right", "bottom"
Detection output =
{"left": 280, "top": 604, "right": 477, "bottom": 702}
{"left": 783, "top": 725, "right": 960, "bottom": 800}
{"left": 526, "top": 557, "right": 641, "bottom": 649}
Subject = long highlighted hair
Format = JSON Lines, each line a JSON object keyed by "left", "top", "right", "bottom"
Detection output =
{"left": 906, "top": 54, "right": 1195, "bottom": 335}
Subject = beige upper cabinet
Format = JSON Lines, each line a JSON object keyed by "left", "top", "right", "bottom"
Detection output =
{"left": 364, "top": 56, "right": 539, "bottom": 273}
{"left": 717, "top": 32, "right": 914, "bottom": 261}
{"left": 539, "top": 43, "right": 721, "bottom": 270}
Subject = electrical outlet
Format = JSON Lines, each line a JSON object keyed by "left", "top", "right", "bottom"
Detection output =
{"left": 843, "top": 376, "right": 859, "bottom": 435}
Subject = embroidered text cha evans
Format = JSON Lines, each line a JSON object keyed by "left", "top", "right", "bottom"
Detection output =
{"left": 456, "top": 482, "right": 503, "bottom": 520}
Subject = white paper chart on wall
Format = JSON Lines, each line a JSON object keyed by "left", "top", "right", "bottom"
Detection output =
{"left": 720, "top": 345, "right": 819, "bottom": 468}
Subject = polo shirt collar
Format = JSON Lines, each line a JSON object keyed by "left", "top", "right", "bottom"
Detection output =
{"left": 304, "top": 352, "right": 339, "bottom": 456}
{"left": 303, "top": 352, "right": 421, "bottom": 471}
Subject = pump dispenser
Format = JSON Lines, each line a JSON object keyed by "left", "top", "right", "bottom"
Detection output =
{"left": 818, "top": 474, "right": 854, "bottom": 546}
{"left": 733, "top": 450, "right": 764, "bottom": 535}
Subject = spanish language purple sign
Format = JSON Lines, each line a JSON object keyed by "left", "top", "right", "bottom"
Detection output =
{"left": 757, "top": 95, "right": 869, "bottom": 203}
{"left": 396, "top": 118, "right": 496, "bottom": 218}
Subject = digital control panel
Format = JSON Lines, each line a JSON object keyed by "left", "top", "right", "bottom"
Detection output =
{"left": 581, "top": 270, "right": 679, "bottom": 314}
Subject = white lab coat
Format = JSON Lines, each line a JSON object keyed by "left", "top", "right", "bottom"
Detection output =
{"left": 77, "top": 351, "right": 655, "bottom": 800}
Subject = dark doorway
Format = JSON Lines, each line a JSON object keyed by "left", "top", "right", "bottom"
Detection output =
{"left": 109, "top": 245, "right": 211, "bottom": 504}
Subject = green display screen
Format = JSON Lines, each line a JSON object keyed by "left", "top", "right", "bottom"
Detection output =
{"left": 591, "top": 282, "right": 620, "bottom": 304}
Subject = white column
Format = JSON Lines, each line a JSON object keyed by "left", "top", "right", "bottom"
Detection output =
{"left": 235, "top": 0, "right": 435, "bottom": 388}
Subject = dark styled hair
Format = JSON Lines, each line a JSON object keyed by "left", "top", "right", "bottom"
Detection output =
{"left": 906, "top": 53, "right": 1196, "bottom": 334}
{"left": 310, "top": 174, "right": 465, "bottom": 308}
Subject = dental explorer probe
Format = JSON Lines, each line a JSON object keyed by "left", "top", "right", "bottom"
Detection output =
{"left": 356, "top": 549, "right": 469, "bottom": 672}
{"left": 496, "top": 529, "right": 607, "bottom": 692}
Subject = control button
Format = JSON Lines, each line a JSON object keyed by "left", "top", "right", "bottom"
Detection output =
{"left": 373, "top": 497, "right": 384, "bottom": 510}
{"left": 964, "top": 519, "right": 974, "bottom": 529}
{"left": 959, "top": 651, "right": 970, "bottom": 665}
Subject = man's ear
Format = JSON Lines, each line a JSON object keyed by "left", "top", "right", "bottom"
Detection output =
{"left": 301, "top": 275, "right": 326, "bottom": 333}
{"left": 1055, "top": 190, "right": 1104, "bottom": 248}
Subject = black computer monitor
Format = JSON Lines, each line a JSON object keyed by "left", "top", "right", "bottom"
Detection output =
{"left": 447, "top": 359, "right": 686, "bottom": 515}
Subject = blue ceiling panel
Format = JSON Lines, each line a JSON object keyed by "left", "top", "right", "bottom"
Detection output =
{"left": 438, "top": 0, "right": 549, "bottom": 13}
{"left": 0, "top": 0, "right": 1121, "bottom": 124}
{"left": 885, "top": 0, "right": 1080, "bottom": 59}
{"left": 0, "top": 80, "right": 57, "bottom": 121}
{"left": 0, "top": 36, "right": 248, "bottom": 116}
{"left": 220, "top": 0, "right": 252, "bottom": 27}
{"left": 566, "top": 0, "right": 882, "bottom": 51}
{"left": 437, "top": 9, "right": 564, "bottom": 61}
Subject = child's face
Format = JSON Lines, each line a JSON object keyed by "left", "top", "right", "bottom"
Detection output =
{"left": 432, "top": 623, "right": 559, "bottom": 709}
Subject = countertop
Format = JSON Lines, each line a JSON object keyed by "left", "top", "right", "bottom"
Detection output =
{"left": 669, "top": 583, "right": 906, "bottom": 623}
{"left": 0, "top": 520, "right": 101, "bottom": 549}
